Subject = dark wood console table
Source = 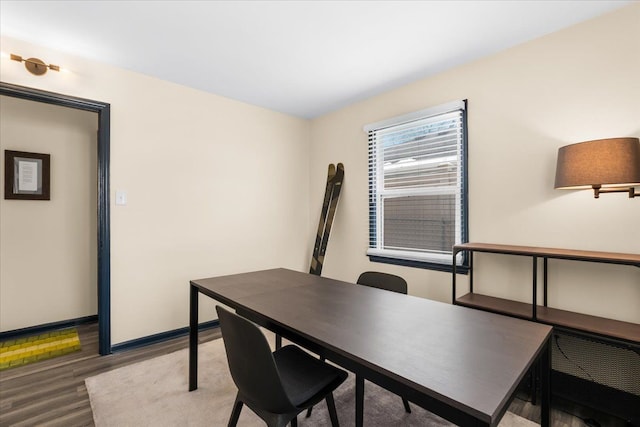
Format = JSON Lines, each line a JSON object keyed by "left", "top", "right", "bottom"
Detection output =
{"left": 451, "top": 243, "right": 640, "bottom": 424}
{"left": 452, "top": 243, "right": 640, "bottom": 344}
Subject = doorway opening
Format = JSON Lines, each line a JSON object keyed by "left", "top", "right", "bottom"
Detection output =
{"left": 1, "top": 82, "right": 111, "bottom": 355}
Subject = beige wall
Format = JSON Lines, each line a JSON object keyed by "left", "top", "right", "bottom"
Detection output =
{"left": 310, "top": 4, "right": 640, "bottom": 323}
{"left": 0, "top": 96, "right": 98, "bottom": 331}
{"left": 0, "top": 36, "right": 311, "bottom": 344}
{"left": 1, "top": 4, "right": 638, "bottom": 344}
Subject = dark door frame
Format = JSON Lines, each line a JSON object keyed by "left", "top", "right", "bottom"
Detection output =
{"left": 1, "top": 81, "right": 111, "bottom": 355}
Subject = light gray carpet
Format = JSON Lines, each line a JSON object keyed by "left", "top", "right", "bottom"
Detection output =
{"left": 86, "top": 336, "right": 538, "bottom": 426}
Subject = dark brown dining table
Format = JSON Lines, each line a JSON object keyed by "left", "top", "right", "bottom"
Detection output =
{"left": 189, "top": 268, "right": 552, "bottom": 427}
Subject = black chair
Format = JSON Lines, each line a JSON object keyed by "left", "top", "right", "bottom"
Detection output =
{"left": 356, "top": 271, "right": 411, "bottom": 414}
{"left": 357, "top": 271, "right": 407, "bottom": 295}
{"left": 216, "top": 306, "right": 348, "bottom": 427}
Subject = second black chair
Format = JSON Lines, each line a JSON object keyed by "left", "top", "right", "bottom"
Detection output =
{"left": 356, "top": 271, "right": 412, "bottom": 414}
{"left": 216, "top": 305, "right": 348, "bottom": 427}
{"left": 356, "top": 271, "right": 408, "bottom": 295}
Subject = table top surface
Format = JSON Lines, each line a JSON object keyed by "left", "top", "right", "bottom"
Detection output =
{"left": 192, "top": 268, "right": 552, "bottom": 424}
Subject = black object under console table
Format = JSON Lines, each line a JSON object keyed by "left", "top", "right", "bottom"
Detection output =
{"left": 452, "top": 243, "right": 640, "bottom": 425}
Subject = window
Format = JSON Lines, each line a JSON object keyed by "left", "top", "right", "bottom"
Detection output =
{"left": 365, "top": 100, "right": 467, "bottom": 270}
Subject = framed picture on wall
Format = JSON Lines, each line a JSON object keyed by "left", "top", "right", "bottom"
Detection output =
{"left": 4, "top": 150, "right": 51, "bottom": 200}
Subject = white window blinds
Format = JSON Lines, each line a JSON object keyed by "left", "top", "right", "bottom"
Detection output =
{"left": 365, "top": 100, "right": 466, "bottom": 266}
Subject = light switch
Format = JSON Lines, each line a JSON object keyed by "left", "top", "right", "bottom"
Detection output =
{"left": 116, "top": 190, "right": 127, "bottom": 206}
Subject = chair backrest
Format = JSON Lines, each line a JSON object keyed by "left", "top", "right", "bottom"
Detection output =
{"left": 356, "top": 271, "right": 408, "bottom": 295}
{"left": 216, "top": 306, "right": 293, "bottom": 413}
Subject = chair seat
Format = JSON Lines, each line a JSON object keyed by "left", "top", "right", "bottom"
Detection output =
{"left": 274, "top": 345, "right": 347, "bottom": 408}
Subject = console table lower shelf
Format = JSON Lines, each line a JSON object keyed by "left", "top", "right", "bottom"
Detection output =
{"left": 456, "top": 293, "right": 640, "bottom": 344}
{"left": 457, "top": 293, "right": 640, "bottom": 424}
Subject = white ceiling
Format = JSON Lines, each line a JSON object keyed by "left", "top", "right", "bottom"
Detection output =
{"left": 0, "top": 1, "right": 632, "bottom": 118}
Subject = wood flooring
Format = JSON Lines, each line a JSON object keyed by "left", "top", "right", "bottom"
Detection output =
{"left": 0, "top": 323, "right": 221, "bottom": 427}
{"left": 0, "top": 322, "right": 628, "bottom": 427}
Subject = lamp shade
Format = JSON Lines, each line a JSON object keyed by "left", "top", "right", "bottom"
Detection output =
{"left": 554, "top": 137, "right": 640, "bottom": 189}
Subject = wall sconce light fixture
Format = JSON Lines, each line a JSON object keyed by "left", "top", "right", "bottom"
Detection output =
{"left": 10, "top": 54, "right": 60, "bottom": 76}
{"left": 554, "top": 137, "right": 640, "bottom": 198}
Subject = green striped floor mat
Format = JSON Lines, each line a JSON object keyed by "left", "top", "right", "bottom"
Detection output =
{"left": 0, "top": 328, "right": 81, "bottom": 371}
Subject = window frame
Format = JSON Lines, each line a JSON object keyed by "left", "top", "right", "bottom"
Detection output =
{"left": 365, "top": 100, "right": 469, "bottom": 273}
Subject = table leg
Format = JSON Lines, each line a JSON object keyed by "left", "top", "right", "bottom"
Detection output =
{"left": 189, "top": 284, "right": 199, "bottom": 391}
{"left": 275, "top": 334, "right": 282, "bottom": 350}
{"left": 356, "top": 375, "right": 364, "bottom": 427}
{"left": 540, "top": 338, "right": 551, "bottom": 427}
{"left": 531, "top": 361, "right": 537, "bottom": 406}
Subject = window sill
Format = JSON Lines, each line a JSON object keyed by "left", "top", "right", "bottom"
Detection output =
{"left": 368, "top": 255, "right": 469, "bottom": 274}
